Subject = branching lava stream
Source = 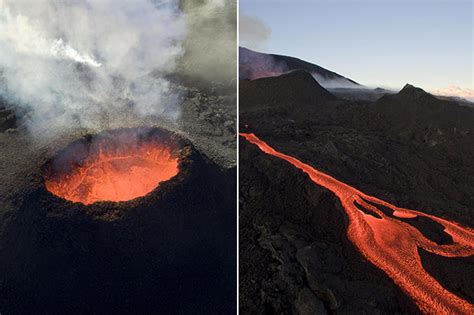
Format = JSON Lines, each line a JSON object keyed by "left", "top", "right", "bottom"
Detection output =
{"left": 241, "top": 132, "right": 474, "bottom": 314}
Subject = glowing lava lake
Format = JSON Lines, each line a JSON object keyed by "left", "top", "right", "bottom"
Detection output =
{"left": 241, "top": 133, "right": 474, "bottom": 314}
{"left": 43, "top": 129, "right": 180, "bottom": 205}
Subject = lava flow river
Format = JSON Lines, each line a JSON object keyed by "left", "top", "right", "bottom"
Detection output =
{"left": 241, "top": 133, "right": 474, "bottom": 314}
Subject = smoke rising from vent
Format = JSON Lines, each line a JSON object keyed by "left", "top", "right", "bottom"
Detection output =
{"left": 0, "top": 0, "right": 187, "bottom": 138}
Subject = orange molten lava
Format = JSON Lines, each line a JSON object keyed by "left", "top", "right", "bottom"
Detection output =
{"left": 241, "top": 133, "right": 474, "bottom": 314}
{"left": 45, "top": 141, "right": 179, "bottom": 205}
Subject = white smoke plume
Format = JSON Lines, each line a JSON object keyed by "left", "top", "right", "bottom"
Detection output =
{"left": 239, "top": 15, "right": 270, "bottom": 51}
{"left": 0, "top": 0, "right": 186, "bottom": 138}
{"left": 311, "top": 73, "right": 361, "bottom": 89}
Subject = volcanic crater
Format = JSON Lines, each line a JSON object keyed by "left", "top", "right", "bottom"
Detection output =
{"left": 40, "top": 127, "right": 196, "bottom": 220}
{"left": 0, "top": 126, "right": 236, "bottom": 314}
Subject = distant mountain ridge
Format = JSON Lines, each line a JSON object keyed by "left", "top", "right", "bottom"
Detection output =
{"left": 239, "top": 47, "right": 361, "bottom": 88}
{"left": 240, "top": 68, "right": 474, "bottom": 150}
{"left": 373, "top": 84, "right": 474, "bottom": 143}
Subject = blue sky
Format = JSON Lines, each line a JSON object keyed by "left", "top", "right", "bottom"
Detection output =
{"left": 240, "top": 0, "right": 473, "bottom": 91}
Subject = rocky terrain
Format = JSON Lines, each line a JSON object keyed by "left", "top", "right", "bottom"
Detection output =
{"left": 176, "top": 79, "right": 236, "bottom": 168}
{"left": 239, "top": 71, "right": 474, "bottom": 314}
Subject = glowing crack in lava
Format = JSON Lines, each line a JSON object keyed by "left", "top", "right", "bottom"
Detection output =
{"left": 241, "top": 132, "right": 474, "bottom": 314}
{"left": 44, "top": 133, "right": 179, "bottom": 205}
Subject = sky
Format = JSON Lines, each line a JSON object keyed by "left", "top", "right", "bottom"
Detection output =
{"left": 240, "top": 0, "right": 473, "bottom": 92}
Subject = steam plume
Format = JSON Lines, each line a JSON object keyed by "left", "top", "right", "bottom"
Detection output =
{"left": 178, "top": 0, "right": 236, "bottom": 84}
{"left": 0, "top": 0, "right": 186, "bottom": 138}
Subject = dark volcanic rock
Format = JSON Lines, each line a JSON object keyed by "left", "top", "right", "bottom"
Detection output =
{"left": 240, "top": 70, "right": 336, "bottom": 113}
{"left": 0, "top": 104, "right": 16, "bottom": 132}
{"left": 239, "top": 73, "right": 474, "bottom": 313}
{"left": 372, "top": 84, "right": 474, "bottom": 146}
{"left": 420, "top": 250, "right": 474, "bottom": 304}
{"left": 329, "top": 87, "right": 394, "bottom": 102}
{"left": 400, "top": 216, "right": 453, "bottom": 245}
{"left": 295, "top": 288, "right": 326, "bottom": 315}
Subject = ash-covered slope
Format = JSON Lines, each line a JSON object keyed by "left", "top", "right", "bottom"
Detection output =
{"left": 239, "top": 47, "right": 360, "bottom": 88}
{"left": 239, "top": 73, "right": 474, "bottom": 314}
